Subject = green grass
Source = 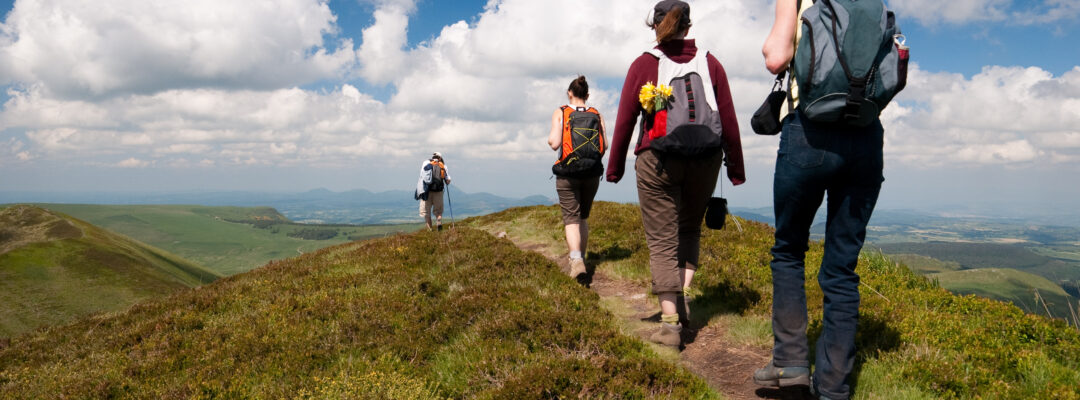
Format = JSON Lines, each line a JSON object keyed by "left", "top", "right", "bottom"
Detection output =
{"left": 470, "top": 202, "right": 1080, "bottom": 399}
{"left": 1030, "top": 246, "right": 1080, "bottom": 262}
{"left": 877, "top": 241, "right": 1080, "bottom": 283}
{"left": 0, "top": 227, "right": 716, "bottom": 399}
{"left": 31, "top": 204, "right": 422, "bottom": 276}
{"left": 885, "top": 253, "right": 963, "bottom": 274}
{"left": 0, "top": 206, "right": 221, "bottom": 338}
{"left": 931, "top": 268, "right": 1078, "bottom": 322}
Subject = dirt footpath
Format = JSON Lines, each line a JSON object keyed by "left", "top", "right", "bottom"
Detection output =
{"left": 512, "top": 237, "right": 810, "bottom": 400}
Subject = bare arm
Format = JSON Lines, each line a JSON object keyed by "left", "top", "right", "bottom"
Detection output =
{"left": 763, "top": 0, "right": 798, "bottom": 74}
{"left": 599, "top": 114, "right": 608, "bottom": 155}
{"left": 547, "top": 108, "right": 562, "bottom": 150}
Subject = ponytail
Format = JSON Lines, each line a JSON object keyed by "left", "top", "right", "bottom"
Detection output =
{"left": 649, "top": 6, "right": 691, "bottom": 43}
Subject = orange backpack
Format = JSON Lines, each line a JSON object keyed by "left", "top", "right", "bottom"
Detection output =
{"left": 553, "top": 106, "right": 605, "bottom": 177}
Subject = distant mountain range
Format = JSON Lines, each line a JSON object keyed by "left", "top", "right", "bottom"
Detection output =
{"left": 0, "top": 188, "right": 554, "bottom": 225}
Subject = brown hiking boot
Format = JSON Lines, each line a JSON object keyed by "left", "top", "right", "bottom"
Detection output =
{"left": 569, "top": 258, "right": 587, "bottom": 279}
{"left": 649, "top": 323, "right": 682, "bottom": 347}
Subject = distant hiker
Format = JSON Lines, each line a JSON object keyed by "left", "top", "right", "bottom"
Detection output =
{"left": 755, "top": 0, "right": 905, "bottom": 398}
{"left": 548, "top": 75, "right": 606, "bottom": 281}
{"left": 606, "top": 0, "right": 746, "bottom": 347}
{"left": 415, "top": 152, "right": 452, "bottom": 231}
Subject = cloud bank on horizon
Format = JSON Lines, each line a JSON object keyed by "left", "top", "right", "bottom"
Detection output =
{"left": 0, "top": 0, "right": 1078, "bottom": 201}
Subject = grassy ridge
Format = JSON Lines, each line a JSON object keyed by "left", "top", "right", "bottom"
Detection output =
{"left": 33, "top": 204, "right": 422, "bottom": 276}
{"left": 884, "top": 253, "right": 963, "bottom": 275}
{"left": 0, "top": 206, "right": 220, "bottom": 338}
{"left": 470, "top": 203, "right": 1080, "bottom": 399}
{"left": 877, "top": 241, "right": 1080, "bottom": 282}
{"left": 932, "top": 268, "right": 1077, "bottom": 321}
{"left": 0, "top": 227, "right": 714, "bottom": 398}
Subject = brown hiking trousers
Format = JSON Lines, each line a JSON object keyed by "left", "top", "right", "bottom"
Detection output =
{"left": 635, "top": 150, "right": 723, "bottom": 294}
{"left": 556, "top": 175, "right": 601, "bottom": 225}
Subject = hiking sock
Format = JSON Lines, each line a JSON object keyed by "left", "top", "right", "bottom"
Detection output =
{"left": 569, "top": 251, "right": 582, "bottom": 260}
{"left": 661, "top": 313, "right": 680, "bottom": 325}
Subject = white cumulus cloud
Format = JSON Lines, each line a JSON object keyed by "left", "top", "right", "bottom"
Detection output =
{"left": 882, "top": 65, "right": 1080, "bottom": 167}
{"left": 0, "top": 0, "right": 1078, "bottom": 195}
{"left": 115, "top": 157, "right": 150, "bottom": 168}
{"left": 889, "top": 0, "right": 1080, "bottom": 26}
{"left": 0, "top": 0, "right": 357, "bottom": 99}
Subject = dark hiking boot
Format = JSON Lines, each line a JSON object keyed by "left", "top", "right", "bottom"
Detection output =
{"left": 753, "top": 360, "right": 810, "bottom": 387}
{"left": 437, "top": 223, "right": 443, "bottom": 232}
{"left": 648, "top": 323, "right": 682, "bottom": 347}
{"left": 569, "top": 258, "right": 587, "bottom": 279}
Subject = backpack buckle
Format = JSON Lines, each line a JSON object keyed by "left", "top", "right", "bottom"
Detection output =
{"left": 844, "top": 79, "right": 868, "bottom": 121}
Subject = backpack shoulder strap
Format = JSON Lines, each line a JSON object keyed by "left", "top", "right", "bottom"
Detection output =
{"left": 561, "top": 105, "right": 575, "bottom": 120}
{"left": 561, "top": 105, "right": 574, "bottom": 135}
{"left": 559, "top": 106, "right": 575, "bottom": 160}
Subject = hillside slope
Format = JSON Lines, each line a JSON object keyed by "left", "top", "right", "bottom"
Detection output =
{"left": 877, "top": 241, "right": 1080, "bottom": 282}
{"left": 0, "top": 205, "right": 220, "bottom": 338}
{"left": 33, "top": 204, "right": 420, "bottom": 275}
{"left": 0, "top": 227, "right": 713, "bottom": 398}
{"left": 469, "top": 203, "right": 1080, "bottom": 399}
{"left": 932, "top": 267, "right": 1077, "bottom": 321}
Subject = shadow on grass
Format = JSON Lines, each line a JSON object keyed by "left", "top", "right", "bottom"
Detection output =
{"left": 629, "top": 280, "right": 763, "bottom": 347}
{"left": 578, "top": 246, "right": 635, "bottom": 288}
{"left": 588, "top": 244, "right": 634, "bottom": 263}
{"left": 806, "top": 312, "right": 903, "bottom": 395}
{"left": 680, "top": 280, "right": 763, "bottom": 346}
{"left": 754, "top": 385, "right": 815, "bottom": 399}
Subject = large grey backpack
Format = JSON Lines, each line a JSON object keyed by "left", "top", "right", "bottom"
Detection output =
{"left": 641, "top": 49, "right": 724, "bottom": 158}
{"left": 794, "top": 0, "right": 906, "bottom": 126}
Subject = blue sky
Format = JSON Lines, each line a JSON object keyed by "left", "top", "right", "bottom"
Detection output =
{"left": 1, "top": 0, "right": 1079, "bottom": 215}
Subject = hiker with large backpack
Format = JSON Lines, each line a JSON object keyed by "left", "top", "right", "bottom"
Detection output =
{"left": 754, "top": 0, "right": 907, "bottom": 398}
{"left": 606, "top": 0, "right": 746, "bottom": 348}
{"left": 548, "top": 75, "right": 606, "bottom": 281}
{"left": 415, "top": 152, "right": 452, "bottom": 231}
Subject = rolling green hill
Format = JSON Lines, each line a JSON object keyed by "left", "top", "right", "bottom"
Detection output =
{"left": 30, "top": 204, "right": 422, "bottom": 276}
{"left": 0, "top": 205, "right": 220, "bottom": 338}
{"left": 876, "top": 241, "right": 1080, "bottom": 283}
{"left": 0, "top": 226, "right": 712, "bottom": 398}
{"left": 2, "top": 203, "right": 1077, "bottom": 398}
{"left": 931, "top": 268, "right": 1078, "bottom": 322}
{"left": 884, "top": 253, "right": 963, "bottom": 275}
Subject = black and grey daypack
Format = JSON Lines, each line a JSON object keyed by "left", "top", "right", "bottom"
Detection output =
{"left": 641, "top": 49, "right": 725, "bottom": 158}
{"left": 423, "top": 161, "right": 445, "bottom": 192}
{"left": 552, "top": 106, "right": 605, "bottom": 178}
{"left": 794, "top": 0, "right": 907, "bottom": 126}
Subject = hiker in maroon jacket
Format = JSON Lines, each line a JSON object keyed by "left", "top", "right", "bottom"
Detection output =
{"left": 606, "top": 0, "right": 746, "bottom": 347}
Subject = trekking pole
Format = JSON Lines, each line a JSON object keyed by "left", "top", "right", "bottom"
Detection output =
{"left": 446, "top": 182, "right": 455, "bottom": 228}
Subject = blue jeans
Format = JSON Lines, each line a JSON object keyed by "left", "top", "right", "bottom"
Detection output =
{"left": 770, "top": 111, "right": 883, "bottom": 400}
